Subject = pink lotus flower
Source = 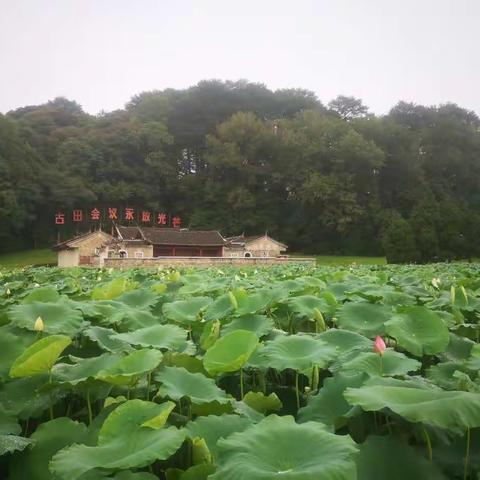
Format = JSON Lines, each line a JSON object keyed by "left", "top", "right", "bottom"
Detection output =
{"left": 373, "top": 336, "right": 386, "bottom": 356}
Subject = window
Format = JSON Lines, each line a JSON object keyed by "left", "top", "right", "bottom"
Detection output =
{"left": 135, "top": 251, "right": 144, "bottom": 259}
{"left": 230, "top": 252, "right": 239, "bottom": 257}
{"left": 119, "top": 250, "right": 128, "bottom": 259}
{"left": 244, "top": 252, "right": 252, "bottom": 258}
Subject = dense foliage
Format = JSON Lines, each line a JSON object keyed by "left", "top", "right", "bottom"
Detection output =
{"left": 1, "top": 80, "right": 480, "bottom": 261}
{"left": 1, "top": 263, "right": 480, "bottom": 479}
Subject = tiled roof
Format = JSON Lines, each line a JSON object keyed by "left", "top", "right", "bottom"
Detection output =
{"left": 53, "top": 231, "right": 112, "bottom": 250}
{"left": 116, "top": 226, "right": 226, "bottom": 246}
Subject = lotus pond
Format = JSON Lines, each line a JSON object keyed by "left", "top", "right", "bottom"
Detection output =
{"left": 1, "top": 263, "right": 480, "bottom": 479}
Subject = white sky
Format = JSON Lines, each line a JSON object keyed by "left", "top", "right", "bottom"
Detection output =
{"left": 0, "top": 0, "right": 479, "bottom": 115}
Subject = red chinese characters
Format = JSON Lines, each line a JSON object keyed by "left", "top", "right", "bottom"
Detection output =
{"left": 72, "top": 210, "right": 83, "bottom": 222}
{"left": 125, "top": 208, "right": 135, "bottom": 221}
{"left": 172, "top": 216, "right": 182, "bottom": 228}
{"left": 108, "top": 208, "right": 118, "bottom": 220}
{"left": 90, "top": 208, "right": 101, "bottom": 221}
{"left": 157, "top": 213, "right": 167, "bottom": 225}
{"left": 141, "top": 211, "right": 151, "bottom": 223}
{"left": 55, "top": 212, "right": 65, "bottom": 225}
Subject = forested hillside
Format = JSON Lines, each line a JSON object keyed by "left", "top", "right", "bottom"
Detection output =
{"left": 1, "top": 80, "right": 479, "bottom": 262}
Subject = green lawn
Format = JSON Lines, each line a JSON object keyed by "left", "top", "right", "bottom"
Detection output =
{"left": 0, "top": 249, "right": 56, "bottom": 267}
{"left": 0, "top": 249, "right": 386, "bottom": 268}
{"left": 315, "top": 255, "right": 386, "bottom": 265}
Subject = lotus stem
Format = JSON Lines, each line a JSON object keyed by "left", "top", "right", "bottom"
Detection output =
{"left": 146, "top": 372, "right": 152, "bottom": 401}
{"left": 240, "top": 368, "right": 244, "bottom": 399}
{"left": 463, "top": 427, "right": 471, "bottom": 480}
{"left": 422, "top": 426, "right": 433, "bottom": 462}
{"left": 86, "top": 390, "right": 93, "bottom": 425}
{"left": 49, "top": 369, "right": 54, "bottom": 421}
{"left": 295, "top": 370, "right": 300, "bottom": 411}
{"left": 379, "top": 355, "right": 383, "bottom": 377}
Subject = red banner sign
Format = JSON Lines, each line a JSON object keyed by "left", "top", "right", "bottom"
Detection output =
{"left": 54, "top": 207, "right": 182, "bottom": 228}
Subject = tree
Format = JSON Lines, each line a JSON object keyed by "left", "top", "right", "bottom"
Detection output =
{"left": 328, "top": 95, "right": 369, "bottom": 120}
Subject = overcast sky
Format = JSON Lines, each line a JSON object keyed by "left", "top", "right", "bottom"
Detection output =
{"left": 1, "top": 0, "right": 479, "bottom": 115}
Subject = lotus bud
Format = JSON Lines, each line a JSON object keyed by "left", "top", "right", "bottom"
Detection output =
{"left": 228, "top": 291, "right": 238, "bottom": 310}
{"left": 34, "top": 316, "right": 44, "bottom": 332}
{"left": 5, "top": 288, "right": 10, "bottom": 296}
{"left": 450, "top": 286, "right": 456, "bottom": 304}
{"left": 192, "top": 437, "right": 213, "bottom": 465}
{"left": 460, "top": 286, "right": 468, "bottom": 304}
{"left": 431, "top": 278, "right": 439, "bottom": 289}
{"left": 234, "top": 274, "right": 241, "bottom": 281}
{"left": 34, "top": 283, "right": 40, "bottom": 288}
{"left": 373, "top": 336, "right": 386, "bottom": 356}
{"left": 313, "top": 308, "right": 326, "bottom": 332}
{"left": 217, "top": 269, "right": 225, "bottom": 276}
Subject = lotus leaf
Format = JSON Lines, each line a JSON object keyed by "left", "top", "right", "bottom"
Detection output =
{"left": 332, "top": 349, "right": 422, "bottom": 377}
{"left": 242, "top": 391, "right": 282, "bottom": 413}
{"left": 96, "top": 348, "right": 162, "bottom": 385}
{"left": 298, "top": 373, "right": 367, "bottom": 429}
{"left": 185, "top": 414, "right": 252, "bottom": 459}
{"left": 385, "top": 306, "right": 450, "bottom": 356}
{"left": 155, "top": 366, "right": 229, "bottom": 405}
{"left": 8, "top": 417, "right": 91, "bottom": 479}
{"left": 162, "top": 297, "right": 213, "bottom": 324}
{"left": 345, "top": 378, "right": 480, "bottom": 431}
{"left": 8, "top": 301, "right": 84, "bottom": 336}
{"left": 0, "top": 435, "right": 34, "bottom": 455}
{"left": 222, "top": 314, "right": 274, "bottom": 338}
{"left": 50, "top": 400, "right": 185, "bottom": 480}
{"left": 203, "top": 330, "right": 258, "bottom": 375}
{"left": 337, "top": 302, "right": 392, "bottom": 337}
{"left": 113, "top": 324, "right": 194, "bottom": 354}
{"left": 355, "top": 435, "right": 447, "bottom": 479}
{"left": 210, "top": 415, "right": 358, "bottom": 479}
{"left": 260, "top": 334, "right": 336, "bottom": 372}
{"left": 10, "top": 335, "right": 72, "bottom": 378}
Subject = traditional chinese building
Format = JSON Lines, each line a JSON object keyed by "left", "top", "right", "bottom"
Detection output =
{"left": 224, "top": 234, "right": 288, "bottom": 258}
{"left": 54, "top": 227, "right": 289, "bottom": 267}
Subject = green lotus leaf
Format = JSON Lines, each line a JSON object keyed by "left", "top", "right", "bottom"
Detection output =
{"left": 0, "top": 408, "right": 21, "bottom": 435}
{"left": 185, "top": 414, "right": 252, "bottom": 460}
{"left": 200, "top": 320, "right": 220, "bottom": 350}
{"left": 53, "top": 353, "right": 123, "bottom": 386}
{"left": 203, "top": 294, "right": 233, "bottom": 321}
{"left": 356, "top": 435, "right": 447, "bottom": 479}
{"left": 8, "top": 301, "right": 85, "bottom": 336}
{"left": 83, "top": 326, "right": 133, "bottom": 353}
{"left": 10, "top": 335, "right": 72, "bottom": 378}
{"left": 317, "top": 329, "right": 373, "bottom": 356}
{"left": 8, "top": 417, "right": 91, "bottom": 480}
{"left": 243, "top": 391, "right": 282, "bottom": 413}
{"left": 442, "top": 333, "right": 475, "bottom": 362}
{"left": 50, "top": 400, "right": 185, "bottom": 480}
{"left": 116, "top": 288, "right": 159, "bottom": 308}
{"left": 337, "top": 302, "right": 392, "bottom": 337}
{"left": 222, "top": 314, "right": 274, "bottom": 338}
{"left": 298, "top": 373, "right": 367, "bottom": 430}
{"left": 0, "top": 375, "right": 56, "bottom": 419}
{"left": 155, "top": 366, "right": 229, "bottom": 405}
{"left": 467, "top": 344, "right": 480, "bottom": 370}
{"left": 260, "top": 334, "right": 336, "bottom": 372}
{"left": 0, "top": 435, "right": 34, "bottom": 455}
{"left": 22, "top": 287, "right": 60, "bottom": 303}
{"left": 203, "top": 330, "right": 258, "bottom": 375}
{"left": 163, "top": 352, "right": 208, "bottom": 375}
{"left": 141, "top": 401, "right": 176, "bottom": 429}
{"left": 210, "top": 415, "right": 358, "bottom": 479}
{"left": 91, "top": 277, "right": 130, "bottom": 300}
{"left": 284, "top": 295, "right": 329, "bottom": 319}
{"left": 344, "top": 378, "right": 480, "bottom": 432}
{"left": 166, "top": 464, "right": 216, "bottom": 480}
{"left": 234, "top": 290, "right": 275, "bottom": 316}
{"left": 112, "top": 473, "right": 158, "bottom": 480}
{"left": 0, "top": 326, "right": 36, "bottom": 380}
{"left": 426, "top": 361, "right": 472, "bottom": 390}
{"left": 162, "top": 297, "right": 213, "bottom": 324}
{"left": 112, "top": 324, "right": 193, "bottom": 353}
{"left": 332, "top": 349, "right": 421, "bottom": 377}
{"left": 190, "top": 400, "right": 234, "bottom": 417}
{"left": 96, "top": 348, "right": 162, "bottom": 386}
{"left": 385, "top": 306, "right": 450, "bottom": 356}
